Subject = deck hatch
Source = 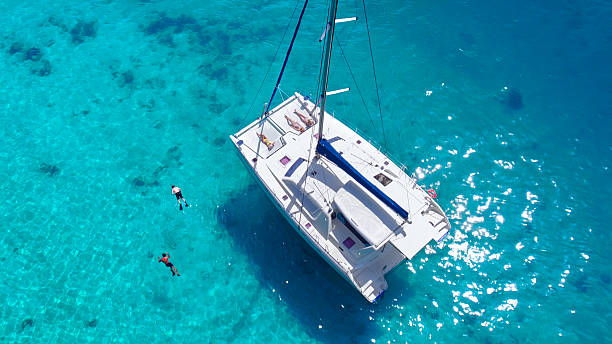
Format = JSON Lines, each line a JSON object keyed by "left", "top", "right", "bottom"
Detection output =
{"left": 374, "top": 173, "right": 392, "bottom": 186}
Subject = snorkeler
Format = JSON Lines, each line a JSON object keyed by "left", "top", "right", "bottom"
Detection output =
{"left": 158, "top": 252, "right": 180, "bottom": 276}
{"left": 171, "top": 185, "right": 189, "bottom": 210}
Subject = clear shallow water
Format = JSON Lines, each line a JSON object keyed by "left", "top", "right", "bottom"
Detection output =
{"left": 1, "top": 0, "right": 610, "bottom": 343}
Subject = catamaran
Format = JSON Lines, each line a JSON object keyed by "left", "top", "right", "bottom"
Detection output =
{"left": 230, "top": 0, "right": 450, "bottom": 302}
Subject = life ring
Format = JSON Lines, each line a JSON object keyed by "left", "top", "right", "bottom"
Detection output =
{"left": 427, "top": 189, "right": 437, "bottom": 198}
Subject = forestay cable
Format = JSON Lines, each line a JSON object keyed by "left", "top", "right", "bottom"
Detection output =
{"left": 361, "top": 0, "right": 388, "bottom": 150}
{"left": 241, "top": 0, "right": 302, "bottom": 122}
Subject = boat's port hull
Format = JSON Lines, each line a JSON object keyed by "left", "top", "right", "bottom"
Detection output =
{"left": 229, "top": 138, "right": 376, "bottom": 300}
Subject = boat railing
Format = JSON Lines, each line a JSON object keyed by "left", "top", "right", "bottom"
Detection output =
{"left": 234, "top": 95, "right": 298, "bottom": 139}
{"left": 333, "top": 113, "right": 414, "bottom": 174}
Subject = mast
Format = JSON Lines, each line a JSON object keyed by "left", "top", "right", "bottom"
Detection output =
{"left": 317, "top": 0, "right": 339, "bottom": 143}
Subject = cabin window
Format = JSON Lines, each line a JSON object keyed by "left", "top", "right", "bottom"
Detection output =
{"left": 374, "top": 173, "right": 392, "bottom": 186}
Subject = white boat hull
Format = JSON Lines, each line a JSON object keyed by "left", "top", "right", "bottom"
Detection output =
{"left": 230, "top": 93, "right": 449, "bottom": 302}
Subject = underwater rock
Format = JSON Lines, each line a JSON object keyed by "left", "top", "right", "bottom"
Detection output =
{"left": 48, "top": 16, "right": 68, "bottom": 31}
{"left": 132, "top": 176, "right": 159, "bottom": 187}
{"left": 9, "top": 42, "right": 23, "bottom": 55}
{"left": 116, "top": 70, "right": 135, "bottom": 88}
{"left": 213, "top": 137, "right": 225, "bottom": 147}
{"left": 40, "top": 163, "right": 60, "bottom": 176}
{"left": 85, "top": 319, "right": 97, "bottom": 328}
{"left": 32, "top": 59, "right": 52, "bottom": 77}
{"left": 132, "top": 177, "right": 145, "bottom": 187}
{"left": 497, "top": 87, "right": 523, "bottom": 110}
{"left": 210, "top": 66, "right": 228, "bottom": 81}
{"left": 215, "top": 32, "right": 232, "bottom": 55}
{"left": 70, "top": 21, "right": 97, "bottom": 44}
{"left": 459, "top": 32, "right": 476, "bottom": 46}
{"left": 21, "top": 319, "right": 34, "bottom": 330}
{"left": 572, "top": 275, "right": 589, "bottom": 292}
{"left": 121, "top": 71, "right": 134, "bottom": 85}
{"left": 144, "top": 13, "right": 201, "bottom": 36}
{"left": 24, "top": 47, "right": 42, "bottom": 61}
{"left": 506, "top": 89, "right": 523, "bottom": 109}
{"left": 166, "top": 146, "right": 181, "bottom": 163}
{"left": 145, "top": 13, "right": 210, "bottom": 49}
{"left": 153, "top": 164, "right": 168, "bottom": 176}
{"left": 208, "top": 102, "right": 225, "bottom": 114}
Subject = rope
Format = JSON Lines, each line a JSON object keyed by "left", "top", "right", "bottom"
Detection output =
{"left": 265, "top": 0, "right": 309, "bottom": 113}
{"left": 241, "top": 0, "right": 302, "bottom": 122}
{"left": 361, "top": 0, "right": 388, "bottom": 151}
{"left": 335, "top": 35, "right": 378, "bottom": 135}
{"left": 297, "top": 0, "right": 331, "bottom": 233}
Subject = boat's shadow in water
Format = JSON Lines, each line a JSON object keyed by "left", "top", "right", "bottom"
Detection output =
{"left": 218, "top": 183, "right": 390, "bottom": 343}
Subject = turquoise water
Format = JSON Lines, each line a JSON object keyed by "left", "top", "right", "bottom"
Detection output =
{"left": 1, "top": 0, "right": 610, "bottom": 342}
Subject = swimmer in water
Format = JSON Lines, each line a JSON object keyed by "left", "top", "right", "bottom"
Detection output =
{"left": 158, "top": 252, "right": 180, "bottom": 276}
{"left": 171, "top": 185, "right": 189, "bottom": 210}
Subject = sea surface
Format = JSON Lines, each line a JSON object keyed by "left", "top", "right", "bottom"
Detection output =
{"left": 1, "top": 0, "right": 610, "bottom": 343}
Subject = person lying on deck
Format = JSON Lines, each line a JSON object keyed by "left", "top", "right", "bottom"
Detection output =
{"left": 256, "top": 133, "right": 275, "bottom": 150}
{"left": 294, "top": 110, "right": 315, "bottom": 127}
{"left": 285, "top": 115, "right": 305, "bottom": 133}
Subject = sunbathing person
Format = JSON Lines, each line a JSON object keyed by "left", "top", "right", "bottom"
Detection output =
{"left": 256, "top": 132, "right": 275, "bottom": 150}
{"left": 285, "top": 115, "right": 305, "bottom": 133}
{"left": 294, "top": 110, "right": 315, "bottom": 127}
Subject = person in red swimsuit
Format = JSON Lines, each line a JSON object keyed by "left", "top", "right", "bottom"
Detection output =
{"left": 158, "top": 252, "right": 180, "bottom": 276}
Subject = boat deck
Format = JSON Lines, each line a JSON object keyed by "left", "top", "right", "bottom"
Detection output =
{"left": 231, "top": 93, "right": 450, "bottom": 302}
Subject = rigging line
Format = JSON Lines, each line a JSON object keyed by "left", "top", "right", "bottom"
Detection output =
{"left": 335, "top": 35, "right": 378, "bottom": 133}
{"left": 241, "top": 0, "right": 302, "bottom": 122}
{"left": 298, "top": 1, "right": 330, "bottom": 228}
{"left": 298, "top": 3, "right": 331, "bottom": 230}
{"left": 361, "top": 0, "right": 388, "bottom": 151}
{"left": 314, "top": 0, "right": 331, "bottom": 112}
{"left": 266, "top": 0, "right": 309, "bottom": 113}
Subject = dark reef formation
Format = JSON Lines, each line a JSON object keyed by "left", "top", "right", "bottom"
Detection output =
{"left": 32, "top": 59, "right": 52, "bottom": 77}
{"left": 21, "top": 319, "right": 34, "bottom": 330}
{"left": 24, "top": 47, "right": 42, "bottom": 61}
{"left": 213, "top": 137, "right": 225, "bottom": 147}
{"left": 9, "top": 42, "right": 23, "bottom": 55}
{"left": 132, "top": 176, "right": 159, "bottom": 187}
{"left": 39, "top": 162, "right": 60, "bottom": 176}
{"left": 497, "top": 87, "right": 524, "bottom": 110}
{"left": 6, "top": 41, "right": 52, "bottom": 77}
{"left": 145, "top": 13, "right": 201, "bottom": 36}
{"left": 70, "top": 21, "right": 97, "bottom": 44}
{"left": 48, "top": 16, "right": 68, "bottom": 31}
{"left": 166, "top": 145, "right": 182, "bottom": 166}
{"left": 117, "top": 70, "right": 134, "bottom": 88}
{"left": 198, "top": 62, "right": 228, "bottom": 81}
{"left": 143, "top": 13, "right": 219, "bottom": 51}
{"left": 121, "top": 71, "right": 134, "bottom": 85}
